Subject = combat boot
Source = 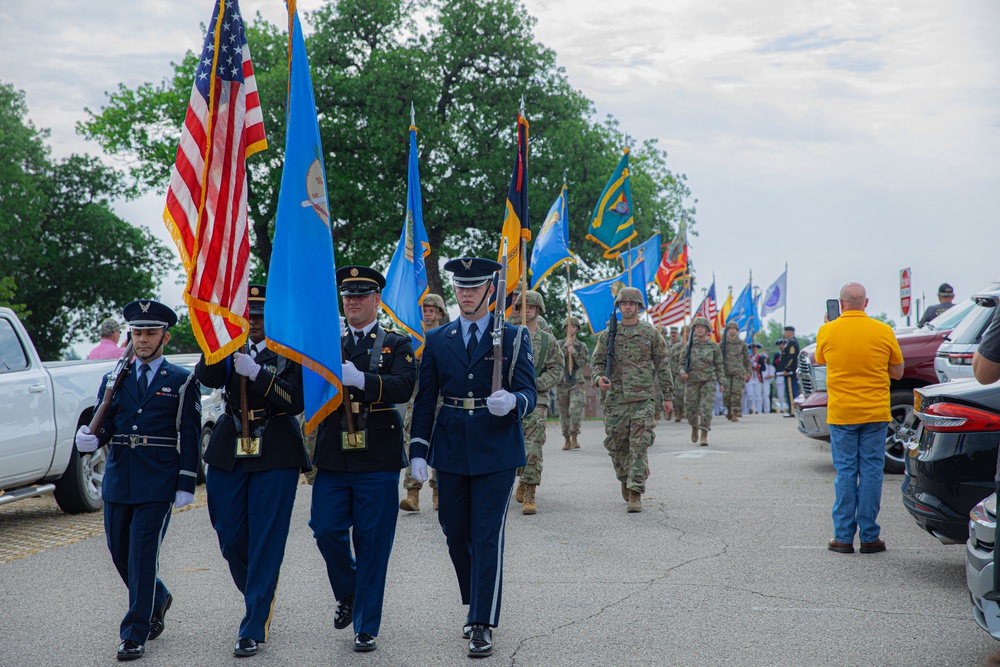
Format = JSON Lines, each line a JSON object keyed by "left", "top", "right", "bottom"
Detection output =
{"left": 399, "top": 488, "right": 420, "bottom": 512}
{"left": 621, "top": 481, "right": 629, "bottom": 501}
{"left": 691, "top": 424, "right": 699, "bottom": 443}
{"left": 562, "top": 436, "right": 572, "bottom": 450}
{"left": 515, "top": 479, "right": 526, "bottom": 503}
{"left": 571, "top": 434, "right": 580, "bottom": 449}
{"left": 627, "top": 490, "right": 642, "bottom": 513}
{"left": 700, "top": 430, "right": 709, "bottom": 446}
{"left": 522, "top": 485, "right": 537, "bottom": 515}
{"left": 731, "top": 411, "right": 740, "bottom": 422}
{"left": 432, "top": 485, "right": 439, "bottom": 511}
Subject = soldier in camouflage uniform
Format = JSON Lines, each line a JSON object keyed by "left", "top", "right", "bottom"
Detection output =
{"left": 556, "top": 316, "right": 589, "bottom": 450}
{"left": 510, "top": 290, "right": 563, "bottom": 515}
{"left": 592, "top": 287, "right": 673, "bottom": 513}
{"left": 399, "top": 293, "right": 447, "bottom": 512}
{"left": 679, "top": 316, "right": 725, "bottom": 446}
{"left": 720, "top": 321, "right": 752, "bottom": 421}
{"left": 667, "top": 327, "right": 686, "bottom": 422}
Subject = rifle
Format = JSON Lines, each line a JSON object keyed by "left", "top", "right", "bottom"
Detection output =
{"left": 683, "top": 326, "right": 694, "bottom": 375}
{"left": 492, "top": 239, "right": 508, "bottom": 393}
{"left": 88, "top": 340, "right": 135, "bottom": 434}
{"left": 604, "top": 310, "right": 618, "bottom": 380}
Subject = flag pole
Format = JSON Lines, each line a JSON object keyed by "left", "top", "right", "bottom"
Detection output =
{"left": 783, "top": 260, "right": 788, "bottom": 328}
{"left": 520, "top": 96, "right": 528, "bottom": 318}
{"left": 565, "top": 263, "right": 574, "bottom": 376}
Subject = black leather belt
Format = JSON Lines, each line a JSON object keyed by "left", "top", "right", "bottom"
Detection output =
{"left": 442, "top": 396, "right": 488, "bottom": 410}
{"left": 111, "top": 434, "right": 176, "bottom": 449}
{"left": 370, "top": 403, "right": 397, "bottom": 411}
{"left": 231, "top": 408, "right": 287, "bottom": 421}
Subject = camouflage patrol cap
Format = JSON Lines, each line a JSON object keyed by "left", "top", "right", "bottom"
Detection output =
{"left": 614, "top": 286, "right": 644, "bottom": 307}
{"left": 693, "top": 316, "right": 712, "bottom": 329}
{"left": 423, "top": 293, "right": 446, "bottom": 313}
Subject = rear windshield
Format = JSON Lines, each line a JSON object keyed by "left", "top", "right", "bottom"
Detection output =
{"left": 925, "top": 298, "right": 975, "bottom": 330}
{"left": 946, "top": 301, "right": 998, "bottom": 345}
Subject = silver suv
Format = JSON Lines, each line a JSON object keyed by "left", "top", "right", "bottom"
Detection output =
{"left": 935, "top": 284, "right": 1000, "bottom": 383}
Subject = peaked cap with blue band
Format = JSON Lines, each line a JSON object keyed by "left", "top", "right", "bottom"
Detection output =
{"left": 123, "top": 299, "right": 178, "bottom": 330}
{"left": 444, "top": 257, "right": 501, "bottom": 288}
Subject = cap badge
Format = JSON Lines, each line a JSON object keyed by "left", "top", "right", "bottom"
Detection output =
{"left": 350, "top": 268, "right": 359, "bottom": 277}
{"left": 140, "top": 302, "right": 151, "bottom": 313}
{"left": 461, "top": 259, "right": 473, "bottom": 270}
{"left": 251, "top": 287, "right": 260, "bottom": 296}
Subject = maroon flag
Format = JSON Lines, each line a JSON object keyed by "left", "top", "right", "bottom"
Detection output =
{"left": 163, "top": 0, "right": 267, "bottom": 363}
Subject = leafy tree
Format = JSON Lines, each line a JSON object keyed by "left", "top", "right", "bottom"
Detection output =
{"left": 79, "top": 0, "right": 696, "bottom": 302}
{"left": 0, "top": 277, "right": 30, "bottom": 319}
{"left": 871, "top": 312, "right": 897, "bottom": 329}
{"left": 0, "top": 83, "right": 171, "bottom": 359}
{"left": 166, "top": 313, "right": 204, "bottom": 354}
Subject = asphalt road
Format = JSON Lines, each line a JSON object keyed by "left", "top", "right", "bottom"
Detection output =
{"left": 1, "top": 415, "right": 996, "bottom": 666}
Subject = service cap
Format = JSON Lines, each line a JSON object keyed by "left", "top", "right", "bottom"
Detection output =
{"left": 123, "top": 299, "right": 177, "bottom": 330}
{"left": 337, "top": 266, "right": 386, "bottom": 295}
{"left": 248, "top": 283, "right": 266, "bottom": 316}
{"left": 444, "top": 257, "right": 501, "bottom": 288}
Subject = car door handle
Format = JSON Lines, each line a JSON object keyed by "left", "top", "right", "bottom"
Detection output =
{"left": 29, "top": 384, "right": 46, "bottom": 393}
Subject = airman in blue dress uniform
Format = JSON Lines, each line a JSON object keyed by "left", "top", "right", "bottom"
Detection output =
{"left": 309, "top": 265, "right": 417, "bottom": 653}
{"left": 75, "top": 299, "right": 200, "bottom": 661}
{"left": 195, "top": 284, "right": 311, "bottom": 658}
{"left": 409, "top": 257, "right": 537, "bottom": 658}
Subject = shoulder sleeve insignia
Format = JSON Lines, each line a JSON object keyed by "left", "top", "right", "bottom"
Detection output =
{"left": 406, "top": 354, "right": 413, "bottom": 363}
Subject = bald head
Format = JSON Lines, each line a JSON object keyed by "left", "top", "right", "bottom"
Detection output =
{"left": 839, "top": 282, "right": 868, "bottom": 312}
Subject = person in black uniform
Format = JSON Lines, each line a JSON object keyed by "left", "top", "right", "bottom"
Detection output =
{"left": 776, "top": 325, "right": 800, "bottom": 417}
{"left": 309, "top": 265, "right": 416, "bottom": 653}
{"left": 409, "top": 257, "right": 537, "bottom": 658}
{"left": 75, "top": 299, "right": 200, "bottom": 661}
{"left": 194, "top": 284, "right": 311, "bottom": 658}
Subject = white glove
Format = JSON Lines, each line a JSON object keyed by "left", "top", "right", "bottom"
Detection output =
{"left": 174, "top": 490, "right": 195, "bottom": 509}
{"left": 233, "top": 352, "right": 261, "bottom": 380}
{"left": 487, "top": 390, "right": 517, "bottom": 416}
{"left": 411, "top": 457, "right": 428, "bottom": 483}
{"left": 75, "top": 425, "right": 99, "bottom": 453}
{"left": 339, "top": 316, "right": 346, "bottom": 338}
{"left": 341, "top": 361, "right": 365, "bottom": 389}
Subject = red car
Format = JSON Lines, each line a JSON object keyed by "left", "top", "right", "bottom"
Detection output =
{"left": 793, "top": 302, "right": 974, "bottom": 473}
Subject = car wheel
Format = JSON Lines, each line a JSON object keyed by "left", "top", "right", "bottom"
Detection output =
{"left": 197, "top": 425, "right": 212, "bottom": 485}
{"left": 53, "top": 445, "right": 106, "bottom": 514}
{"left": 884, "top": 389, "right": 917, "bottom": 474}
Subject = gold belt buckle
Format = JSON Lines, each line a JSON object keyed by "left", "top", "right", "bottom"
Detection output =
{"left": 341, "top": 431, "right": 367, "bottom": 451}
{"left": 463, "top": 397, "right": 475, "bottom": 410}
{"left": 236, "top": 437, "right": 262, "bottom": 457}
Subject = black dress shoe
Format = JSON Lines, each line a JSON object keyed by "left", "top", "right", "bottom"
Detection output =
{"left": 334, "top": 593, "right": 355, "bottom": 630}
{"left": 462, "top": 623, "right": 473, "bottom": 639}
{"left": 234, "top": 637, "right": 259, "bottom": 657}
{"left": 148, "top": 592, "right": 172, "bottom": 640}
{"left": 117, "top": 639, "right": 144, "bottom": 661}
{"left": 467, "top": 624, "right": 493, "bottom": 658}
{"left": 354, "top": 632, "right": 377, "bottom": 652}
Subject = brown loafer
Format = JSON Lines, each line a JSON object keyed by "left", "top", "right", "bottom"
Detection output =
{"left": 860, "top": 539, "right": 886, "bottom": 554}
{"left": 828, "top": 539, "right": 854, "bottom": 553}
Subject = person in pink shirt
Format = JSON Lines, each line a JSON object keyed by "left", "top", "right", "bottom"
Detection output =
{"left": 87, "top": 318, "right": 124, "bottom": 360}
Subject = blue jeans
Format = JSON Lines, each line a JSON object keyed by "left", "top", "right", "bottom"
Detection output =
{"left": 829, "top": 422, "right": 889, "bottom": 543}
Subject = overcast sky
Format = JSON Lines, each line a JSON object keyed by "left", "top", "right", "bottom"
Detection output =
{"left": 2, "top": 0, "right": 998, "bottom": 347}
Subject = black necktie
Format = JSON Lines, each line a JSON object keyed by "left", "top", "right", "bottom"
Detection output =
{"left": 355, "top": 330, "right": 365, "bottom": 348}
{"left": 138, "top": 363, "right": 150, "bottom": 398}
{"left": 466, "top": 322, "right": 478, "bottom": 360}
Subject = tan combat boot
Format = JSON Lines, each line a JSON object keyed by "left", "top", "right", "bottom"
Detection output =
{"left": 700, "top": 430, "right": 709, "bottom": 446}
{"left": 691, "top": 424, "right": 699, "bottom": 443}
{"left": 571, "top": 434, "right": 580, "bottom": 449}
{"left": 627, "top": 490, "right": 642, "bottom": 513}
{"left": 399, "top": 488, "right": 420, "bottom": 512}
{"left": 515, "top": 480, "right": 526, "bottom": 503}
{"left": 522, "top": 485, "right": 537, "bottom": 515}
{"left": 621, "top": 481, "right": 629, "bottom": 501}
{"left": 432, "top": 485, "right": 439, "bottom": 511}
{"left": 731, "top": 411, "right": 740, "bottom": 422}
{"left": 562, "top": 436, "right": 572, "bottom": 451}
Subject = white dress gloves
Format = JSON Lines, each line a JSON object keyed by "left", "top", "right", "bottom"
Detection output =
{"left": 341, "top": 361, "right": 366, "bottom": 389}
{"left": 410, "top": 457, "right": 428, "bottom": 483}
{"left": 486, "top": 390, "right": 516, "bottom": 416}
{"left": 75, "top": 425, "right": 99, "bottom": 452}
{"left": 174, "top": 490, "right": 195, "bottom": 509}
{"left": 233, "top": 352, "right": 261, "bottom": 381}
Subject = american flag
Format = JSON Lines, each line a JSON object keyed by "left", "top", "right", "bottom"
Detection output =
{"left": 694, "top": 281, "right": 718, "bottom": 323}
{"left": 163, "top": 0, "right": 267, "bottom": 363}
{"left": 650, "top": 289, "right": 688, "bottom": 327}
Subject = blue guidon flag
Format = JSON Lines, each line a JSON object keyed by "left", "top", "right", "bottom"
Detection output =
{"left": 572, "top": 260, "right": 647, "bottom": 334}
{"left": 264, "top": 1, "right": 343, "bottom": 433}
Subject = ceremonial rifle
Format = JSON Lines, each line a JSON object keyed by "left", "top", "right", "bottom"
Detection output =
{"left": 492, "top": 239, "right": 509, "bottom": 392}
{"left": 87, "top": 341, "right": 135, "bottom": 434}
{"left": 683, "top": 325, "right": 694, "bottom": 374}
{"left": 604, "top": 309, "right": 617, "bottom": 380}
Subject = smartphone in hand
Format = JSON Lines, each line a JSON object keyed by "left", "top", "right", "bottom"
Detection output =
{"left": 826, "top": 298, "right": 840, "bottom": 322}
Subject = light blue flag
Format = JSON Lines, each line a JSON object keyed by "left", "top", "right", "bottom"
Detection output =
{"left": 726, "top": 283, "right": 761, "bottom": 339}
{"left": 572, "top": 260, "right": 647, "bottom": 334}
{"left": 381, "top": 125, "right": 430, "bottom": 355}
{"left": 264, "top": 8, "right": 342, "bottom": 434}
{"left": 586, "top": 148, "right": 637, "bottom": 259}
{"left": 529, "top": 184, "right": 575, "bottom": 290}
{"left": 760, "top": 269, "right": 787, "bottom": 317}
{"left": 619, "top": 233, "right": 660, "bottom": 287}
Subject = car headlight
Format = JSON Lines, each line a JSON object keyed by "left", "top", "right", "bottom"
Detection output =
{"left": 970, "top": 495, "right": 997, "bottom": 549}
{"left": 812, "top": 365, "right": 827, "bottom": 392}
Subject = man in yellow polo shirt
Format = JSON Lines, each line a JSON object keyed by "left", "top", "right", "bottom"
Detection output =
{"left": 815, "top": 283, "right": 904, "bottom": 555}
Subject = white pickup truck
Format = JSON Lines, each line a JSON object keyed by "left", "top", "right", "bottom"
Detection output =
{"left": 0, "top": 307, "right": 120, "bottom": 513}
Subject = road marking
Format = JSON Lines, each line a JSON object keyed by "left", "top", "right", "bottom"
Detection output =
{"left": 673, "top": 449, "right": 730, "bottom": 459}
{"left": 778, "top": 545, "right": 924, "bottom": 550}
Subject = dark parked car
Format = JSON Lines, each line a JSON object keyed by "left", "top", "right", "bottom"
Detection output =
{"left": 901, "top": 378, "right": 1000, "bottom": 544}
